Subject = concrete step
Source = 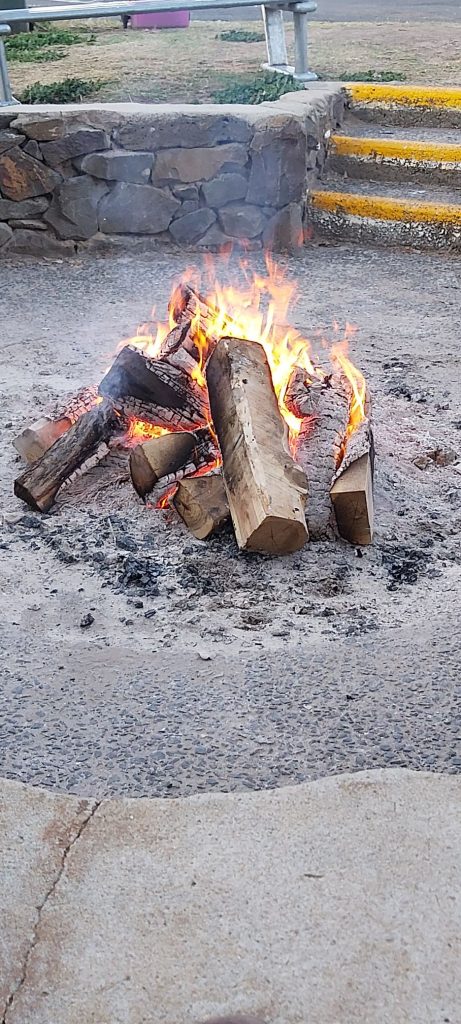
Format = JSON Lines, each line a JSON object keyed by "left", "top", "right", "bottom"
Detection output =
{"left": 346, "top": 83, "right": 461, "bottom": 128}
{"left": 328, "top": 130, "right": 461, "bottom": 187}
{"left": 307, "top": 177, "right": 461, "bottom": 250}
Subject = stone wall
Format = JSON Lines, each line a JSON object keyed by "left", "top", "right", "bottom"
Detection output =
{"left": 0, "top": 87, "right": 344, "bottom": 257}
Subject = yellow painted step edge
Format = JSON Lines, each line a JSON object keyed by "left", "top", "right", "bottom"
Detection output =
{"left": 331, "top": 134, "right": 461, "bottom": 163}
{"left": 347, "top": 83, "right": 461, "bottom": 110}
{"left": 310, "top": 190, "right": 461, "bottom": 226}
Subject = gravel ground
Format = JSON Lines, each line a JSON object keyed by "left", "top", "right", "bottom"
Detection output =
{"left": 1, "top": 243, "right": 461, "bottom": 798}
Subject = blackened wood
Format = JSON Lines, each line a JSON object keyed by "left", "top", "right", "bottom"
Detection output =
{"left": 289, "top": 370, "right": 352, "bottom": 540}
{"left": 14, "top": 400, "right": 120, "bottom": 512}
{"left": 207, "top": 337, "right": 308, "bottom": 554}
{"left": 98, "top": 344, "right": 208, "bottom": 429}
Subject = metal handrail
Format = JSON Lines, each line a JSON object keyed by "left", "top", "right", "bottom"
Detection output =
{"left": 0, "top": 0, "right": 317, "bottom": 105}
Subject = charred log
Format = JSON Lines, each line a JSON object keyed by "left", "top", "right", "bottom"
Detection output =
{"left": 129, "top": 431, "right": 196, "bottom": 499}
{"left": 207, "top": 337, "right": 308, "bottom": 554}
{"left": 98, "top": 344, "right": 209, "bottom": 430}
{"left": 14, "top": 399, "right": 121, "bottom": 512}
{"left": 286, "top": 368, "right": 352, "bottom": 540}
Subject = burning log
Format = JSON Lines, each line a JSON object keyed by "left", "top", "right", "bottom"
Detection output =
{"left": 330, "top": 416, "right": 374, "bottom": 545}
{"left": 98, "top": 344, "right": 208, "bottom": 430}
{"left": 130, "top": 427, "right": 220, "bottom": 499}
{"left": 206, "top": 337, "right": 308, "bottom": 554}
{"left": 14, "top": 400, "right": 121, "bottom": 512}
{"left": 130, "top": 431, "right": 196, "bottom": 499}
{"left": 286, "top": 368, "right": 352, "bottom": 540}
{"left": 173, "top": 474, "right": 230, "bottom": 539}
{"left": 13, "top": 415, "right": 71, "bottom": 463}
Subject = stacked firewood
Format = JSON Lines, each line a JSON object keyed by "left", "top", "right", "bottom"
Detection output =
{"left": 13, "top": 286, "right": 373, "bottom": 553}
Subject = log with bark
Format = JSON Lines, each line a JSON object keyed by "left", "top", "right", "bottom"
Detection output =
{"left": 13, "top": 415, "right": 71, "bottom": 463}
{"left": 173, "top": 474, "right": 230, "bottom": 539}
{"left": 285, "top": 368, "right": 352, "bottom": 540}
{"left": 206, "top": 337, "right": 308, "bottom": 554}
{"left": 98, "top": 344, "right": 209, "bottom": 430}
{"left": 14, "top": 400, "right": 122, "bottom": 512}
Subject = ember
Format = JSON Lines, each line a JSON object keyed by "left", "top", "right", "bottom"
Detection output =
{"left": 13, "top": 256, "right": 373, "bottom": 553}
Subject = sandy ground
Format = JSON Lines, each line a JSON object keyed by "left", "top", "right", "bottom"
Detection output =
{"left": 9, "top": 20, "right": 461, "bottom": 102}
{"left": 1, "top": 242, "right": 461, "bottom": 798}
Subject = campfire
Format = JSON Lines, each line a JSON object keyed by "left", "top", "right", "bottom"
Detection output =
{"left": 13, "top": 257, "right": 374, "bottom": 554}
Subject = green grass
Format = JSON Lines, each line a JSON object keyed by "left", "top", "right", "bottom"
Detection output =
{"left": 218, "top": 29, "right": 265, "bottom": 43}
{"left": 20, "top": 76, "right": 105, "bottom": 103}
{"left": 339, "top": 69, "right": 407, "bottom": 82}
{"left": 6, "top": 27, "right": 95, "bottom": 63}
{"left": 213, "top": 71, "right": 304, "bottom": 104}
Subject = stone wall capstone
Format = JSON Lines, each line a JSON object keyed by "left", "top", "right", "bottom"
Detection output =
{"left": 0, "top": 87, "right": 345, "bottom": 257}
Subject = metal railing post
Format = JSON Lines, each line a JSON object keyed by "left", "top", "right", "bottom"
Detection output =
{"left": 262, "top": 4, "right": 288, "bottom": 69}
{"left": 291, "top": 1, "right": 317, "bottom": 81}
{"left": 0, "top": 24, "right": 15, "bottom": 105}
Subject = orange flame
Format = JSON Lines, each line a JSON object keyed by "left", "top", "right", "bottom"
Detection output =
{"left": 331, "top": 336, "right": 367, "bottom": 440}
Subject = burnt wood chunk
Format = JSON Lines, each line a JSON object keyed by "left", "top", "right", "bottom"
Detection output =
{"left": 173, "top": 474, "right": 230, "bottom": 539}
{"left": 14, "top": 400, "right": 120, "bottom": 512}
{"left": 13, "top": 415, "right": 71, "bottom": 463}
{"left": 206, "top": 337, "right": 308, "bottom": 554}
{"left": 98, "top": 344, "right": 208, "bottom": 429}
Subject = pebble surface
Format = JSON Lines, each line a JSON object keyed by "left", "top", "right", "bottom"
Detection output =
{"left": 1, "top": 245, "right": 461, "bottom": 797}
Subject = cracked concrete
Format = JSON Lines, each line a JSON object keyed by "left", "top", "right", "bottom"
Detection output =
{"left": 1, "top": 769, "right": 460, "bottom": 1024}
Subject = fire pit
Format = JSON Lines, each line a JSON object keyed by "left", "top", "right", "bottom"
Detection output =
{"left": 13, "top": 257, "right": 373, "bottom": 552}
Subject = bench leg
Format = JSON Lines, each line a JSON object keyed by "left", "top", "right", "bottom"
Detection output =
{"left": 292, "top": 5, "right": 317, "bottom": 81}
{"left": 262, "top": 6, "right": 288, "bottom": 69}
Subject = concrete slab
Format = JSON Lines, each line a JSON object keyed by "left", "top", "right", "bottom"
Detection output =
{"left": 2, "top": 769, "right": 460, "bottom": 1023}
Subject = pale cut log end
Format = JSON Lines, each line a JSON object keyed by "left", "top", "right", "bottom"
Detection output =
{"left": 241, "top": 513, "right": 309, "bottom": 555}
{"left": 13, "top": 416, "right": 71, "bottom": 464}
{"left": 173, "top": 475, "right": 229, "bottom": 540}
{"left": 330, "top": 452, "right": 374, "bottom": 545}
{"left": 129, "top": 431, "right": 196, "bottom": 499}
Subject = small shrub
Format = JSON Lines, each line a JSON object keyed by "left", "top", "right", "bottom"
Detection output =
{"left": 6, "top": 28, "right": 95, "bottom": 51}
{"left": 339, "top": 69, "right": 406, "bottom": 83}
{"left": 218, "top": 29, "right": 265, "bottom": 43}
{"left": 213, "top": 71, "right": 304, "bottom": 105}
{"left": 20, "top": 76, "right": 105, "bottom": 104}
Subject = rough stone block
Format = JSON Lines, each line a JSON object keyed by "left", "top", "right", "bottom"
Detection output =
{"left": 0, "top": 196, "right": 49, "bottom": 219}
{"left": 76, "top": 150, "right": 154, "bottom": 184}
{"left": 247, "top": 118, "right": 306, "bottom": 209}
{"left": 153, "top": 144, "right": 248, "bottom": 184}
{"left": 169, "top": 208, "right": 216, "bottom": 244}
{"left": 41, "top": 129, "right": 110, "bottom": 168}
{"left": 201, "top": 172, "right": 248, "bottom": 208}
{"left": 0, "top": 222, "right": 13, "bottom": 247}
{"left": 172, "top": 184, "right": 199, "bottom": 202}
{"left": 218, "top": 203, "right": 267, "bottom": 239}
{"left": 23, "top": 140, "right": 43, "bottom": 161}
{"left": 172, "top": 200, "right": 198, "bottom": 219}
{"left": 9, "top": 229, "right": 76, "bottom": 256}
{"left": 0, "top": 148, "right": 61, "bottom": 201}
{"left": 44, "top": 176, "right": 108, "bottom": 240}
{"left": 10, "top": 115, "right": 68, "bottom": 141}
{"left": 262, "top": 203, "right": 304, "bottom": 255}
{"left": 115, "top": 113, "right": 254, "bottom": 151}
{"left": 9, "top": 218, "right": 48, "bottom": 231}
{"left": 0, "top": 130, "right": 25, "bottom": 155}
{"left": 98, "top": 182, "right": 180, "bottom": 234}
{"left": 196, "top": 222, "right": 234, "bottom": 251}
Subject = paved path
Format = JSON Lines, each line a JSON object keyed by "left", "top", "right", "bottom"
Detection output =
{"left": 2, "top": 769, "right": 460, "bottom": 1023}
